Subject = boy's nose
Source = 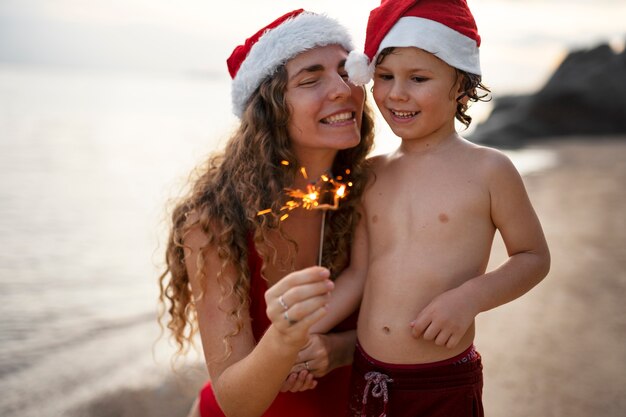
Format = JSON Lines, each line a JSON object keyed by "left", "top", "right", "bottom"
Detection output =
{"left": 389, "top": 81, "right": 408, "bottom": 101}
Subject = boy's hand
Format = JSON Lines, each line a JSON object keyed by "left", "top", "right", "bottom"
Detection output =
{"left": 410, "top": 287, "right": 478, "bottom": 348}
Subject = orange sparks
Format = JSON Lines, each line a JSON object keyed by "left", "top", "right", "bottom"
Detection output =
{"left": 256, "top": 166, "right": 352, "bottom": 221}
{"left": 255, "top": 166, "right": 353, "bottom": 266}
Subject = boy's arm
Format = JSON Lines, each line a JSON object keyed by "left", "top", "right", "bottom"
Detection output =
{"left": 309, "top": 207, "right": 369, "bottom": 334}
{"left": 465, "top": 150, "right": 551, "bottom": 311}
{"left": 412, "top": 151, "right": 550, "bottom": 347}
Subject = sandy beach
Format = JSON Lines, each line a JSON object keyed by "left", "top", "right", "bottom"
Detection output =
{"left": 478, "top": 137, "right": 626, "bottom": 417}
{"left": 95, "top": 138, "right": 626, "bottom": 417}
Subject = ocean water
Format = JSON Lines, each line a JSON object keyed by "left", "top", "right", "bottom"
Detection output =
{"left": 0, "top": 65, "right": 230, "bottom": 417}
{"left": 0, "top": 61, "right": 561, "bottom": 417}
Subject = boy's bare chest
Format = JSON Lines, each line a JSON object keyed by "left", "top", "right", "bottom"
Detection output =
{"left": 364, "top": 160, "right": 490, "bottom": 241}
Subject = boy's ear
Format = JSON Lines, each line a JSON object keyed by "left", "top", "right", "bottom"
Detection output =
{"left": 454, "top": 73, "right": 470, "bottom": 105}
{"left": 456, "top": 91, "right": 470, "bottom": 106}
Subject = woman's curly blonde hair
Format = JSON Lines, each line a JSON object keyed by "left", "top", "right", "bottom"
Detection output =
{"left": 158, "top": 64, "right": 375, "bottom": 360}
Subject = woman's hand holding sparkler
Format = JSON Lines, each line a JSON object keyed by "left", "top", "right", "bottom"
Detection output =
{"left": 264, "top": 266, "right": 334, "bottom": 349}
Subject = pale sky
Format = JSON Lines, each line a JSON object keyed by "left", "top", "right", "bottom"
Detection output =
{"left": 1, "top": 0, "right": 624, "bottom": 93}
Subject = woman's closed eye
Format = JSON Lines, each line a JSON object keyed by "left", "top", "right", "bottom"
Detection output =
{"left": 298, "top": 77, "right": 320, "bottom": 87}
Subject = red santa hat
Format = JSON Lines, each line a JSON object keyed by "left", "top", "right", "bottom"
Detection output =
{"left": 227, "top": 9, "right": 354, "bottom": 118}
{"left": 346, "top": 0, "right": 481, "bottom": 85}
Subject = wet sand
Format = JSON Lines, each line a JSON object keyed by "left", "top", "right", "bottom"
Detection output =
{"left": 478, "top": 137, "right": 626, "bottom": 417}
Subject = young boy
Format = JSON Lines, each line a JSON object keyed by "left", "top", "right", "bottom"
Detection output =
{"left": 308, "top": 1, "right": 551, "bottom": 416}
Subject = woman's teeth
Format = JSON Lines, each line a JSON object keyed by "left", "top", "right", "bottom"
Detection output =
{"left": 322, "top": 112, "right": 353, "bottom": 124}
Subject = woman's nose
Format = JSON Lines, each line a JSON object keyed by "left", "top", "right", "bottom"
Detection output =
{"left": 328, "top": 73, "right": 352, "bottom": 100}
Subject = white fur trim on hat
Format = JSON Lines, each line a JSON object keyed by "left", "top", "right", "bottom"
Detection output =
{"left": 231, "top": 13, "right": 354, "bottom": 118}
{"left": 345, "top": 51, "right": 374, "bottom": 86}
{"left": 377, "top": 16, "right": 481, "bottom": 75}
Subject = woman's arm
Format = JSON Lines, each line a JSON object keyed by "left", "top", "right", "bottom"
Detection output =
{"left": 185, "top": 225, "right": 333, "bottom": 417}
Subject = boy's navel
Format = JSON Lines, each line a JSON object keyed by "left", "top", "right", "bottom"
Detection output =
{"left": 383, "top": 326, "right": 391, "bottom": 334}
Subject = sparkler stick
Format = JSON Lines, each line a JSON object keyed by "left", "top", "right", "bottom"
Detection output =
{"left": 257, "top": 162, "right": 350, "bottom": 266}
{"left": 312, "top": 177, "right": 346, "bottom": 265}
{"left": 318, "top": 211, "right": 326, "bottom": 266}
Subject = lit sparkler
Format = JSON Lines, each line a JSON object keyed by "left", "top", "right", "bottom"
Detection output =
{"left": 257, "top": 161, "right": 351, "bottom": 265}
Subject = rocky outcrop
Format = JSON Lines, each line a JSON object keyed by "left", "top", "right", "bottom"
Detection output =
{"left": 469, "top": 42, "right": 626, "bottom": 148}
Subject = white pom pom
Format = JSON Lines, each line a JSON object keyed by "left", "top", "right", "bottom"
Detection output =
{"left": 345, "top": 51, "right": 373, "bottom": 86}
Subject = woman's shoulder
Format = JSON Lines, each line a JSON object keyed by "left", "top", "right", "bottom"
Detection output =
{"left": 181, "top": 210, "right": 223, "bottom": 251}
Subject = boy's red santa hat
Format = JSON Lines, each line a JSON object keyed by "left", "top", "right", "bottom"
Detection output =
{"left": 346, "top": 0, "right": 482, "bottom": 85}
{"left": 227, "top": 9, "right": 354, "bottom": 118}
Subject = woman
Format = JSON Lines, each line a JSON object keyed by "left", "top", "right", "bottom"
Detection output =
{"left": 158, "top": 9, "right": 375, "bottom": 417}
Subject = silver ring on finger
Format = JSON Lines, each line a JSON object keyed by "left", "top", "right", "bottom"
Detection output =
{"left": 304, "top": 361, "right": 310, "bottom": 371}
{"left": 284, "top": 310, "right": 297, "bottom": 325}
{"left": 278, "top": 295, "right": 289, "bottom": 310}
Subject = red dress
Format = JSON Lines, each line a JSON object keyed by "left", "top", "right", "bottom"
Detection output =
{"left": 198, "top": 238, "right": 357, "bottom": 417}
